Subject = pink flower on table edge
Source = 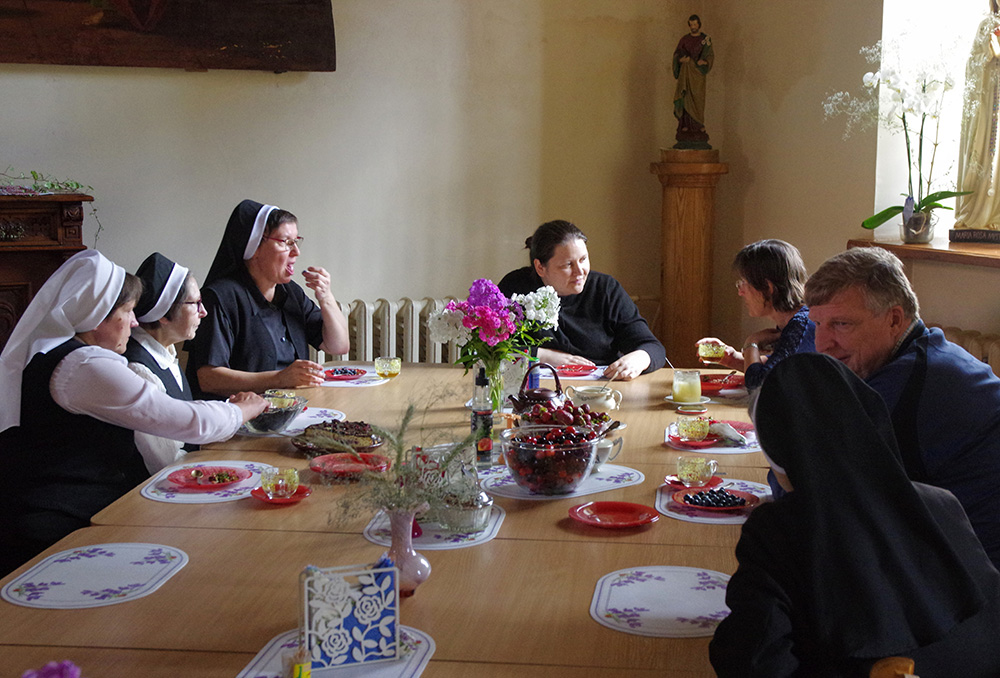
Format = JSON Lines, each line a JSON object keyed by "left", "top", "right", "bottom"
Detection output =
{"left": 22, "top": 661, "right": 83, "bottom": 678}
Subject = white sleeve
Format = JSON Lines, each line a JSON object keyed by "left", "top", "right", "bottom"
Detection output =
{"left": 128, "top": 360, "right": 189, "bottom": 474}
{"left": 52, "top": 346, "right": 242, "bottom": 444}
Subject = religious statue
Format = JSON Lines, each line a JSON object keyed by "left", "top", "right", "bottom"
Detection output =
{"left": 955, "top": 0, "right": 1000, "bottom": 235}
{"left": 672, "top": 14, "right": 714, "bottom": 149}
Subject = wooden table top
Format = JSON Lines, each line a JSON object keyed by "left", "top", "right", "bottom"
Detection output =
{"left": 5, "top": 364, "right": 761, "bottom": 678}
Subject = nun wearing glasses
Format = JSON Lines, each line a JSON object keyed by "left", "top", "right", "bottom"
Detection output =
{"left": 124, "top": 252, "right": 206, "bottom": 472}
{"left": 185, "top": 200, "right": 350, "bottom": 399}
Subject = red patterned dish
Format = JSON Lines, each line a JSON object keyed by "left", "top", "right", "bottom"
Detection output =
{"left": 700, "top": 374, "right": 745, "bottom": 395}
{"left": 166, "top": 466, "right": 252, "bottom": 490}
{"left": 309, "top": 452, "right": 391, "bottom": 479}
{"left": 324, "top": 367, "right": 366, "bottom": 381}
{"left": 671, "top": 488, "right": 760, "bottom": 512}
{"left": 569, "top": 501, "right": 659, "bottom": 528}
{"left": 556, "top": 364, "right": 597, "bottom": 377}
{"left": 250, "top": 485, "right": 312, "bottom": 504}
{"left": 667, "top": 432, "right": 722, "bottom": 449}
{"left": 714, "top": 419, "right": 755, "bottom": 434}
{"left": 663, "top": 474, "right": 723, "bottom": 490}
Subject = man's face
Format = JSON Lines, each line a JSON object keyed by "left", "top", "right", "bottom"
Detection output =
{"left": 688, "top": 20, "right": 700, "bottom": 34}
{"left": 809, "top": 286, "right": 907, "bottom": 380}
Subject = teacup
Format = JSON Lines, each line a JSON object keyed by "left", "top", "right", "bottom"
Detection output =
{"left": 697, "top": 342, "right": 727, "bottom": 361}
{"left": 565, "top": 385, "right": 622, "bottom": 413}
{"left": 374, "top": 356, "right": 401, "bottom": 379}
{"left": 676, "top": 456, "right": 718, "bottom": 487}
{"left": 676, "top": 416, "right": 711, "bottom": 441}
{"left": 592, "top": 436, "right": 624, "bottom": 473}
{"left": 260, "top": 467, "right": 299, "bottom": 499}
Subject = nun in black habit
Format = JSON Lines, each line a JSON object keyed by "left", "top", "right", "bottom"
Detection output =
{"left": 185, "top": 200, "right": 350, "bottom": 399}
{"left": 125, "top": 252, "right": 205, "bottom": 472}
{"left": 710, "top": 353, "right": 1000, "bottom": 677}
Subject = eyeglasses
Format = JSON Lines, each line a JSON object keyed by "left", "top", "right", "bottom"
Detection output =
{"left": 261, "top": 235, "right": 304, "bottom": 251}
{"left": 735, "top": 279, "right": 748, "bottom": 291}
{"left": 180, "top": 299, "right": 205, "bottom": 311}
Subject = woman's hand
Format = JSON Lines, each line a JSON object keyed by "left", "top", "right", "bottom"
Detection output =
{"left": 276, "top": 359, "right": 326, "bottom": 388}
{"left": 302, "top": 266, "right": 335, "bottom": 306}
{"left": 228, "top": 392, "right": 268, "bottom": 422}
{"left": 696, "top": 337, "right": 743, "bottom": 371}
{"left": 537, "top": 348, "right": 594, "bottom": 368}
{"left": 604, "top": 350, "right": 651, "bottom": 381}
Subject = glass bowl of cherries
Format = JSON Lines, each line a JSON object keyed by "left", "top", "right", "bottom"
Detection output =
{"left": 500, "top": 424, "right": 602, "bottom": 495}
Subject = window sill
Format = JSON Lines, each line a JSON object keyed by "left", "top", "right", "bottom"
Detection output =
{"left": 846, "top": 238, "right": 1000, "bottom": 270}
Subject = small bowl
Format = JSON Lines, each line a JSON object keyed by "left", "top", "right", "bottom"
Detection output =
{"left": 434, "top": 492, "right": 494, "bottom": 533}
{"left": 500, "top": 425, "right": 599, "bottom": 495}
{"left": 243, "top": 394, "right": 307, "bottom": 434}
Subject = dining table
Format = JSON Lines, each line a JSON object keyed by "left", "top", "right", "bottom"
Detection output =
{"left": 0, "top": 364, "right": 768, "bottom": 678}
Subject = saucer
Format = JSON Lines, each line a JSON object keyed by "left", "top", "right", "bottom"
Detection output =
{"left": 664, "top": 395, "right": 710, "bottom": 405}
{"left": 250, "top": 485, "right": 312, "bottom": 504}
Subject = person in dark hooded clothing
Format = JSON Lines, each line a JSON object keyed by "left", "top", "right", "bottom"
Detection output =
{"left": 710, "top": 353, "right": 1000, "bottom": 677}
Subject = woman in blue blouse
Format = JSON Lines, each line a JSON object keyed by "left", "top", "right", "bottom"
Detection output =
{"left": 697, "top": 239, "right": 815, "bottom": 391}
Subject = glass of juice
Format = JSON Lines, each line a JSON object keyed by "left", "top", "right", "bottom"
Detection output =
{"left": 260, "top": 467, "right": 299, "bottom": 499}
{"left": 374, "top": 356, "right": 402, "bottom": 380}
{"left": 672, "top": 369, "right": 702, "bottom": 403}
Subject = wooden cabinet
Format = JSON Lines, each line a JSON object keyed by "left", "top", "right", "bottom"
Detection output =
{"left": 0, "top": 194, "right": 91, "bottom": 350}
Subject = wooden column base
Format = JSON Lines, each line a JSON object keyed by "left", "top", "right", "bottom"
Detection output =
{"left": 650, "top": 149, "right": 728, "bottom": 366}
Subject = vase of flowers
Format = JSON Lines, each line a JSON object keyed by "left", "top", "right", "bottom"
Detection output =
{"left": 823, "top": 40, "right": 970, "bottom": 242}
{"left": 429, "top": 279, "right": 560, "bottom": 412}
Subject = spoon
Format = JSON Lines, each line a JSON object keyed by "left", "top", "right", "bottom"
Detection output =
{"left": 599, "top": 371, "right": 617, "bottom": 392}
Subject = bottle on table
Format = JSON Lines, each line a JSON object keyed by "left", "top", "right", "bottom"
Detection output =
{"left": 471, "top": 367, "right": 494, "bottom": 469}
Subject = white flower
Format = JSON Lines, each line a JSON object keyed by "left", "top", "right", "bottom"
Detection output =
{"left": 862, "top": 71, "right": 880, "bottom": 88}
{"left": 511, "top": 286, "right": 560, "bottom": 330}
{"left": 428, "top": 308, "right": 471, "bottom": 344}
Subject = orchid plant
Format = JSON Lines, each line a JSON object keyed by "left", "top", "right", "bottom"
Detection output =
{"left": 429, "top": 279, "right": 560, "bottom": 411}
{"left": 823, "top": 40, "right": 970, "bottom": 230}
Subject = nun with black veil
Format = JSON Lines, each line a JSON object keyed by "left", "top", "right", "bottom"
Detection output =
{"left": 124, "top": 252, "right": 206, "bottom": 473}
{"left": 0, "top": 251, "right": 267, "bottom": 576}
{"left": 710, "top": 353, "right": 1000, "bottom": 677}
{"left": 185, "top": 199, "right": 350, "bottom": 399}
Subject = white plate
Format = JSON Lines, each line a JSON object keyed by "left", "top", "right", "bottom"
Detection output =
{"left": 663, "top": 395, "right": 710, "bottom": 405}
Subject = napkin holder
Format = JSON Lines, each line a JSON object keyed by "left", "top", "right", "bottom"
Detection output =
{"left": 299, "top": 559, "right": 400, "bottom": 669}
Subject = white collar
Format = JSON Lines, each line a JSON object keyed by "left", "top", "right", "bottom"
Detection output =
{"left": 130, "top": 327, "right": 178, "bottom": 370}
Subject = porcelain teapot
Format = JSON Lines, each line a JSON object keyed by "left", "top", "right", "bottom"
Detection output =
{"left": 507, "top": 362, "right": 566, "bottom": 414}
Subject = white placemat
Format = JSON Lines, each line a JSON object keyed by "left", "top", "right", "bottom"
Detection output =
{"left": 479, "top": 463, "right": 644, "bottom": 500}
{"left": 663, "top": 422, "right": 761, "bottom": 454}
{"left": 362, "top": 507, "right": 506, "bottom": 550}
{"left": 239, "top": 407, "right": 347, "bottom": 437}
{"left": 237, "top": 626, "right": 434, "bottom": 678}
{"left": 590, "top": 565, "right": 730, "bottom": 637}
{"left": 320, "top": 364, "right": 389, "bottom": 388}
{"left": 655, "top": 479, "right": 771, "bottom": 525}
{"left": 2, "top": 543, "right": 188, "bottom": 609}
{"left": 141, "top": 460, "right": 274, "bottom": 504}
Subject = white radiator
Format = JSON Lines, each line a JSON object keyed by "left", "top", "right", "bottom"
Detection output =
{"left": 932, "top": 324, "right": 1000, "bottom": 375}
{"left": 322, "top": 297, "right": 459, "bottom": 364}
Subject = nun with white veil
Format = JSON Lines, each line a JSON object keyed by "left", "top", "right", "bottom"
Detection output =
{"left": 0, "top": 250, "right": 266, "bottom": 576}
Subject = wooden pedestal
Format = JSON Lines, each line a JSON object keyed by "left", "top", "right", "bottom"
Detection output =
{"left": 0, "top": 194, "right": 91, "bottom": 350}
{"left": 650, "top": 149, "right": 728, "bottom": 366}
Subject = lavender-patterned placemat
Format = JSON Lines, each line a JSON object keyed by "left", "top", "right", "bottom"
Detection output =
{"left": 239, "top": 407, "right": 347, "bottom": 436}
{"left": 479, "top": 464, "right": 644, "bottom": 501}
{"left": 2, "top": 543, "right": 187, "bottom": 609}
{"left": 237, "top": 626, "right": 434, "bottom": 678}
{"left": 362, "top": 507, "right": 506, "bottom": 550}
{"left": 655, "top": 479, "right": 771, "bottom": 525}
{"left": 141, "top": 460, "right": 274, "bottom": 504}
{"left": 320, "top": 364, "right": 389, "bottom": 388}
{"left": 663, "top": 422, "right": 761, "bottom": 454}
{"left": 590, "top": 566, "right": 730, "bottom": 637}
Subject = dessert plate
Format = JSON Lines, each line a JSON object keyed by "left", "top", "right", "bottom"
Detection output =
{"left": 569, "top": 501, "right": 659, "bottom": 528}
{"left": 667, "top": 433, "right": 721, "bottom": 449}
{"left": 671, "top": 488, "right": 760, "bottom": 512}
{"left": 310, "top": 452, "right": 391, "bottom": 478}
{"left": 324, "top": 367, "right": 366, "bottom": 381}
{"left": 250, "top": 485, "right": 312, "bottom": 504}
{"left": 166, "top": 466, "right": 252, "bottom": 490}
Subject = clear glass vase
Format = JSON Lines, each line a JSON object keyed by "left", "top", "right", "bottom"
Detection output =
{"left": 900, "top": 210, "right": 935, "bottom": 243}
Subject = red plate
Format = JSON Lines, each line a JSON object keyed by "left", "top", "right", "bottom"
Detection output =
{"left": 250, "top": 484, "right": 312, "bottom": 504}
{"left": 700, "top": 374, "right": 746, "bottom": 395}
{"left": 166, "top": 466, "right": 252, "bottom": 489}
{"left": 568, "top": 501, "right": 659, "bottom": 528}
{"left": 663, "top": 474, "right": 723, "bottom": 490}
{"left": 556, "top": 364, "right": 597, "bottom": 377}
{"left": 671, "top": 488, "right": 760, "bottom": 512}
{"left": 325, "top": 367, "right": 366, "bottom": 381}
{"left": 310, "top": 452, "right": 391, "bottom": 478}
{"left": 667, "top": 432, "right": 722, "bottom": 449}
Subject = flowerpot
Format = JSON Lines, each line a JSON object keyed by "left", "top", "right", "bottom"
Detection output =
{"left": 384, "top": 509, "right": 431, "bottom": 597}
{"left": 900, "top": 211, "right": 936, "bottom": 244}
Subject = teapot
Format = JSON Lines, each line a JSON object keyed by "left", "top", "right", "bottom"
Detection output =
{"left": 507, "top": 362, "right": 566, "bottom": 414}
{"left": 565, "top": 385, "right": 622, "bottom": 413}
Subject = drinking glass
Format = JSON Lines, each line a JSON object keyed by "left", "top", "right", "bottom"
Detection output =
{"left": 672, "top": 369, "right": 702, "bottom": 403}
{"left": 697, "top": 342, "right": 727, "bottom": 361}
{"left": 676, "top": 456, "right": 718, "bottom": 487}
{"left": 260, "top": 467, "right": 299, "bottom": 499}
{"left": 374, "top": 356, "right": 402, "bottom": 380}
